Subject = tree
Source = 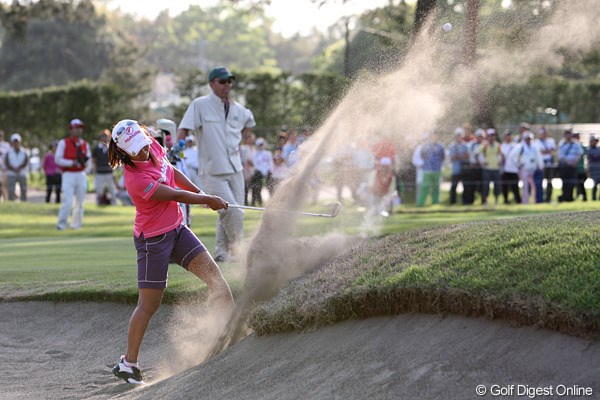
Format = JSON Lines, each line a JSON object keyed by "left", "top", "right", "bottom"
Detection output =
{"left": 146, "top": 1, "right": 277, "bottom": 74}
{"left": 0, "top": 0, "right": 113, "bottom": 91}
{"left": 413, "top": 0, "right": 437, "bottom": 37}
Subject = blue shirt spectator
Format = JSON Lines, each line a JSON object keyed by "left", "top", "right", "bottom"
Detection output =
{"left": 421, "top": 142, "right": 445, "bottom": 172}
{"left": 448, "top": 140, "right": 469, "bottom": 176}
{"left": 558, "top": 136, "right": 583, "bottom": 166}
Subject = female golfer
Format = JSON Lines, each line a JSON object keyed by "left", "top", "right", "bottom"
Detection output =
{"left": 108, "top": 119, "right": 234, "bottom": 384}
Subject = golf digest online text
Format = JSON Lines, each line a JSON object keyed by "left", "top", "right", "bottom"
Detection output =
{"left": 475, "top": 384, "right": 593, "bottom": 398}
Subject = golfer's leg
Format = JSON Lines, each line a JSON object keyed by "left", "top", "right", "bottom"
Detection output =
{"left": 188, "top": 251, "right": 234, "bottom": 311}
{"left": 126, "top": 288, "right": 164, "bottom": 363}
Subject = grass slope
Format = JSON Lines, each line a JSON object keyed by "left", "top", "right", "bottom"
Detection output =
{"left": 250, "top": 211, "right": 600, "bottom": 338}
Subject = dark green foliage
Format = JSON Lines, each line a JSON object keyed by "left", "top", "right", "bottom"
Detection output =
{"left": 0, "top": 81, "right": 132, "bottom": 145}
{"left": 0, "top": 0, "right": 113, "bottom": 91}
{"left": 174, "top": 69, "right": 351, "bottom": 140}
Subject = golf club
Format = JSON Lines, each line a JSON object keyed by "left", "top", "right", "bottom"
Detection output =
{"left": 228, "top": 202, "right": 343, "bottom": 218}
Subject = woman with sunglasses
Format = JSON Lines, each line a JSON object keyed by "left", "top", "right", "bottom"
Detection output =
{"left": 108, "top": 119, "right": 234, "bottom": 384}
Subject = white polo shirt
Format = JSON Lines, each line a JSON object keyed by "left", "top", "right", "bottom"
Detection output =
{"left": 179, "top": 92, "right": 256, "bottom": 175}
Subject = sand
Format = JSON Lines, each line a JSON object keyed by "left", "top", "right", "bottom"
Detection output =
{"left": 1, "top": 301, "right": 599, "bottom": 400}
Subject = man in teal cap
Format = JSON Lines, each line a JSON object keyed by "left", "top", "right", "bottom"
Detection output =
{"left": 178, "top": 66, "right": 256, "bottom": 262}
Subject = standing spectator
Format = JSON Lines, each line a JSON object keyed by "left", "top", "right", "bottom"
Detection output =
{"left": 479, "top": 129, "right": 502, "bottom": 206}
{"left": 92, "top": 130, "right": 117, "bottom": 205}
{"left": 367, "top": 156, "right": 396, "bottom": 216}
{"left": 5, "top": 133, "right": 28, "bottom": 201}
{"left": 511, "top": 131, "right": 543, "bottom": 204}
{"left": 276, "top": 126, "right": 289, "bottom": 151}
{"left": 282, "top": 129, "right": 300, "bottom": 163}
{"left": 178, "top": 66, "right": 256, "bottom": 262}
{"left": 534, "top": 127, "right": 557, "bottom": 202}
{"left": 332, "top": 146, "right": 356, "bottom": 203}
{"left": 183, "top": 135, "right": 201, "bottom": 188}
{"left": 411, "top": 135, "right": 426, "bottom": 201}
{"left": 587, "top": 136, "right": 600, "bottom": 201}
{"left": 240, "top": 132, "right": 255, "bottom": 206}
{"left": 43, "top": 140, "right": 61, "bottom": 203}
{"left": 269, "top": 149, "right": 290, "bottom": 193}
{"left": 572, "top": 133, "right": 588, "bottom": 201}
{"left": 448, "top": 128, "right": 469, "bottom": 205}
{"left": 0, "top": 130, "right": 9, "bottom": 201}
{"left": 557, "top": 129, "right": 583, "bottom": 203}
{"left": 500, "top": 131, "right": 521, "bottom": 204}
{"left": 250, "top": 137, "right": 273, "bottom": 206}
{"left": 416, "top": 132, "right": 445, "bottom": 207}
{"left": 161, "top": 120, "right": 193, "bottom": 226}
{"left": 55, "top": 118, "right": 91, "bottom": 230}
{"left": 463, "top": 129, "right": 485, "bottom": 205}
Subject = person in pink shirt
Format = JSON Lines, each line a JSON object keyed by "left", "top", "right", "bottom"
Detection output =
{"left": 107, "top": 119, "right": 233, "bottom": 384}
{"left": 43, "top": 140, "right": 61, "bottom": 203}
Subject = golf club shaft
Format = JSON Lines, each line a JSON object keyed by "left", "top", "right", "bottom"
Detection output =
{"left": 228, "top": 204, "right": 336, "bottom": 218}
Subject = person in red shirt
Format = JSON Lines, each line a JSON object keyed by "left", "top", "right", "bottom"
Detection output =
{"left": 107, "top": 119, "right": 233, "bottom": 384}
{"left": 55, "top": 119, "right": 91, "bottom": 230}
{"left": 43, "top": 140, "right": 61, "bottom": 203}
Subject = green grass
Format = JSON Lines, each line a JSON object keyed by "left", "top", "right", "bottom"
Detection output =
{"left": 249, "top": 210, "right": 600, "bottom": 338}
{"left": 2, "top": 199, "right": 600, "bottom": 338}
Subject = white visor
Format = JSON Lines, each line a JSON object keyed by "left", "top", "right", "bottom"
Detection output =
{"left": 112, "top": 119, "right": 153, "bottom": 156}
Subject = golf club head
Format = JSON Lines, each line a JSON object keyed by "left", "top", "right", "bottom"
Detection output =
{"left": 330, "top": 202, "right": 343, "bottom": 218}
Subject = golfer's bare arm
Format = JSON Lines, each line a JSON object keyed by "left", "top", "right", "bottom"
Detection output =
{"left": 149, "top": 179, "right": 227, "bottom": 211}
{"left": 172, "top": 168, "right": 202, "bottom": 194}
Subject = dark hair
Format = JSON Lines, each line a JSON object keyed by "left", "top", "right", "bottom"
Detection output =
{"left": 108, "top": 139, "right": 135, "bottom": 169}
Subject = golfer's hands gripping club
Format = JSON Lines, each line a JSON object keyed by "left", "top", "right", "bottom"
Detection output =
{"left": 203, "top": 195, "right": 228, "bottom": 211}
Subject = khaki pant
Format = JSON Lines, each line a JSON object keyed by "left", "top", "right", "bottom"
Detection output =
{"left": 199, "top": 171, "right": 244, "bottom": 260}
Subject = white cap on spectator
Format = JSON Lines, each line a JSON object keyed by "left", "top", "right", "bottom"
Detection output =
{"left": 11, "top": 133, "right": 22, "bottom": 142}
{"left": 523, "top": 131, "right": 534, "bottom": 140}
{"left": 256, "top": 137, "right": 266, "bottom": 146}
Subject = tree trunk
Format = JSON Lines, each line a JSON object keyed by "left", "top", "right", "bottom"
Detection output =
{"left": 412, "top": 0, "right": 437, "bottom": 37}
{"left": 463, "top": 0, "right": 494, "bottom": 128}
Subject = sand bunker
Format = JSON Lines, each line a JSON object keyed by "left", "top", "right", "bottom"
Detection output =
{"left": 1, "top": 302, "right": 598, "bottom": 399}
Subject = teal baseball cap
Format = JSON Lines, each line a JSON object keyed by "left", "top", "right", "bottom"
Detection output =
{"left": 208, "top": 66, "right": 235, "bottom": 82}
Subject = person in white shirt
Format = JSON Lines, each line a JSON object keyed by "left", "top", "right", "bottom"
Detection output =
{"left": 509, "top": 131, "right": 544, "bottom": 204}
{"left": 250, "top": 137, "right": 273, "bottom": 206}
{"left": 240, "top": 132, "right": 256, "bottom": 205}
{"left": 5, "top": 133, "right": 28, "bottom": 201}
{"left": 182, "top": 135, "right": 201, "bottom": 188}
{"left": 178, "top": 66, "right": 256, "bottom": 262}
{"left": 500, "top": 131, "right": 521, "bottom": 204}
{"left": 0, "top": 130, "right": 10, "bottom": 201}
{"left": 533, "top": 127, "right": 557, "bottom": 202}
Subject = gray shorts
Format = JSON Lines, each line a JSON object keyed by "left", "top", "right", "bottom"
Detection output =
{"left": 133, "top": 225, "right": 207, "bottom": 289}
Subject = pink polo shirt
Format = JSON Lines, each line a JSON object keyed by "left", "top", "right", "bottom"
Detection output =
{"left": 124, "top": 139, "right": 183, "bottom": 238}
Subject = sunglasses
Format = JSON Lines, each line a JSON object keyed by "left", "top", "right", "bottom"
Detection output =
{"left": 216, "top": 78, "right": 233, "bottom": 85}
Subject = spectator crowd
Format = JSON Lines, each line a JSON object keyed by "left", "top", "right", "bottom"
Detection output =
{"left": 2, "top": 122, "right": 599, "bottom": 214}
{"left": 2, "top": 106, "right": 600, "bottom": 239}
